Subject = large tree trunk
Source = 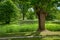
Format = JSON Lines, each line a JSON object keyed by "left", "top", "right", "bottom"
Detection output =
{"left": 34, "top": 6, "right": 47, "bottom": 32}
{"left": 37, "top": 9, "right": 46, "bottom": 31}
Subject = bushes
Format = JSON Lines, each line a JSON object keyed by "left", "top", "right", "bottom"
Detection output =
{"left": 0, "top": 24, "right": 37, "bottom": 33}
{"left": 0, "top": 0, "right": 19, "bottom": 24}
{"left": 46, "top": 24, "right": 60, "bottom": 31}
{"left": 26, "top": 8, "right": 35, "bottom": 20}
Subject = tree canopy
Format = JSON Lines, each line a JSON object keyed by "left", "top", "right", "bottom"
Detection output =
{"left": 0, "top": 0, "right": 19, "bottom": 24}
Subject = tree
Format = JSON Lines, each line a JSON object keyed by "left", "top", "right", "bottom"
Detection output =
{"left": 30, "top": 0, "right": 60, "bottom": 31}
{"left": 19, "top": 3, "right": 29, "bottom": 20}
{"left": 16, "top": 0, "right": 60, "bottom": 32}
{"left": 12, "top": 0, "right": 30, "bottom": 20}
{"left": 0, "top": 0, "right": 19, "bottom": 24}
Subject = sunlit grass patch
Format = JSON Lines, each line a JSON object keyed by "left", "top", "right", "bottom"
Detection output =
{"left": 0, "top": 23, "right": 60, "bottom": 34}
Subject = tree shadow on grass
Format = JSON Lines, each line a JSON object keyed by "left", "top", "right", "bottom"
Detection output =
{"left": 24, "top": 31, "right": 60, "bottom": 40}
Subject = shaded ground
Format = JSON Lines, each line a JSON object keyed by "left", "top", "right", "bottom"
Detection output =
{"left": 0, "top": 31, "right": 60, "bottom": 37}
{"left": 0, "top": 36, "right": 60, "bottom": 40}
{"left": 0, "top": 31, "right": 60, "bottom": 40}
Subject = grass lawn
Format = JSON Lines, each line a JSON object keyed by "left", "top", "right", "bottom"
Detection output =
{"left": 0, "top": 22, "right": 60, "bottom": 37}
{"left": 0, "top": 22, "right": 60, "bottom": 40}
{"left": 0, "top": 23, "right": 60, "bottom": 33}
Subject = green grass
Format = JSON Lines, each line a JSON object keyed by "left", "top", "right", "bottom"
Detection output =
{"left": 0, "top": 23, "right": 60, "bottom": 34}
{"left": 46, "top": 24, "right": 60, "bottom": 31}
{"left": 0, "top": 23, "right": 60, "bottom": 38}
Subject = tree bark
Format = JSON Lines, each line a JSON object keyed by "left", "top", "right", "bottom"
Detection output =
{"left": 23, "top": 13, "right": 25, "bottom": 20}
{"left": 34, "top": 6, "right": 47, "bottom": 32}
{"left": 37, "top": 9, "right": 46, "bottom": 31}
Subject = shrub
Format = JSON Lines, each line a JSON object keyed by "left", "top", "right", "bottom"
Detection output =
{"left": 0, "top": 0, "right": 19, "bottom": 24}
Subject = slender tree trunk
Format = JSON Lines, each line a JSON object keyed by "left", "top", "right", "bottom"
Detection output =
{"left": 5, "top": 14, "right": 10, "bottom": 24}
{"left": 23, "top": 14, "right": 24, "bottom": 20}
{"left": 23, "top": 13, "right": 25, "bottom": 20}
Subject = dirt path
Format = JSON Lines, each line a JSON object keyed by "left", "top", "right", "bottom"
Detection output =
{"left": 40, "top": 30, "right": 60, "bottom": 36}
